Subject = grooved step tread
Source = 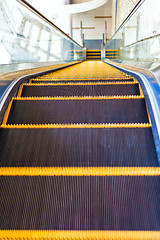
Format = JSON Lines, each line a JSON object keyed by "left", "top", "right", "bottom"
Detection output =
{"left": 0, "top": 60, "right": 159, "bottom": 238}
{"left": 37, "top": 61, "right": 129, "bottom": 79}
{"left": 31, "top": 79, "right": 134, "bottom": 84}
{"left": 6, "top": 99, "right": 149, "bottom": 125}
{"left": 20, "top": 84, "right": 140, "bottom": 98}
{"left": 1, "top": 176, "right": 160, "bottom": 230}
{"left": 0, "top": 128, "right": 158, "bottom": 167}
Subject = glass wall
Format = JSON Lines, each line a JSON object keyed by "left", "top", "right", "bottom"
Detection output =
{"left": 104, "top": 0, "right": 160, "bottom": 62}
{"left": 0, "top": 0, "right": 84, "bottom": 65}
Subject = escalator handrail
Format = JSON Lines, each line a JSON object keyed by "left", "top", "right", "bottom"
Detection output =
{"left": 16, "top": 0, "right": 83, "bottom": 48}
{"left": 105, "top": 0, "right": 145, "bottom": 48}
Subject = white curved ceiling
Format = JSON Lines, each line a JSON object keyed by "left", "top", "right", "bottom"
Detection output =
{"left": 63, "top": 0, "right": 109, "bottom": 14}
{"left": 26, "top": 0, "right": 109, "bottom": 15}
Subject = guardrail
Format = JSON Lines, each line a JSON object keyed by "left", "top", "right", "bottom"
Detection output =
{"left": 0, "top": 0, "right": 86, "bottom": 65}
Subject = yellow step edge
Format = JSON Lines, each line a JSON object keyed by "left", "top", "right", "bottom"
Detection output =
{"left": 17, "top": 84, "right": 24, "bottom": 97}
{"left": 146, "top": 102, "right": 152, "bottom": 125}
{"left": 14, "top": 95, "right": 144, "bottom": 100}
{"left": 86, "top": 52, "right": 101, "bottom": 53}
{"left": 2, "top": 98, "right": 13, "bottom": 125}
{"left": 134, "top": 84, "right": 151, "bottom": 124}
{"left": 34, "top": 74, "right": 131, "bottom": 78}
{"left": 86, "top": 50, "right": 101, "bottom": 52}
{"left": 0, "top": 230, "right": 160, "bottom": 240}
{"left": 31, "top": 77, "right": 134, "bottom": 81}
{"left": 31, "top": 81, "right": 136, "bottom": 84}
{"left": 87, "top": 55, "right": 101, "bottom": 57}
{"left": 29, "top": 81, "right": 136, "bottom": 85}
{"left": 0, "top": 167, "right": 160, "bottom": 176}
{"left": 23, "top": 82, "right": 138, "bottom": 86}
{"left": 87, "top": 56, "right": 101, "bottom": 58}
{"left": 1, "top": 123, "right": 151, "bottom": 129}
{"left": 138, "top": 83, "right": 144, "bottom": 96}
{"left": 31, "top": 77, "right": 135, "bottom": 81}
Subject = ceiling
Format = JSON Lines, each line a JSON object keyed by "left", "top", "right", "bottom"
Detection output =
{"left": 26, "top": 0, "right": 109, "bottom": 14}
{"left": 68, "top": 0, "right": 93, "bottom": 4}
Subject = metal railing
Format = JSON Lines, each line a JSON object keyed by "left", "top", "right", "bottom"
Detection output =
{"left": 102, "top": 0, "right": 160, "bottom": 63}
{"left": 0, "top": 0, "right": 85, "bottom": 65}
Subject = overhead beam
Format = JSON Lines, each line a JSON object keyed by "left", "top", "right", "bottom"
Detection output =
{"left": 95, "top": 16, "right": 112, "bottom": 18}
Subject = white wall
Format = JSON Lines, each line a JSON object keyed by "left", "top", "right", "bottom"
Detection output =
{"left": 72, "top": 0, "right": 112, "bottom": 44}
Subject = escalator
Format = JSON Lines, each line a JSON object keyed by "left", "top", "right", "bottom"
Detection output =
{"left": 86, "top": 50, "right": 101, "bottom": 60}
{"left": 0, "top": 60, "right": 160, "bottom": 239}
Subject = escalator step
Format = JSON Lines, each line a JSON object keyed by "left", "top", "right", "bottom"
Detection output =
{"left": 20, "top": 83, "right": 140, "bottom": 97}
{"left": 31, "top": 79, "right": 134, "bottom": 84}
{"left": 36, "top": 76, "right": 131, "bottom": 80}
{"left": 1, "top": 176, "right": 160, "bottom": 230}
{"left": 38, "top": 61, "right": 129, "bottom": 80}
{"left": 7, "top": 99, "right": 149, "bottom": 125}
{"left": 0, "top": 128, "right": 158, "bottom": 167}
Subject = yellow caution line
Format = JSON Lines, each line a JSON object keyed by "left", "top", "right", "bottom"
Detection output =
{"left": 0, "top": 230, "right": 160, "bottom": 239}
{"left": 1, "top": 123, "right": 151, "bottom": 129}
{"left": 14, "top": 95, "right": 144, "bottom": 101}
{"left": 138, "top": 83, "right": 144, "bottom": 96}
{"left": 87, "top": 56, "right": 101, "bottom": 58}
{"left": 28, "top": 78, "right": 135, "bottom": 83}
{"left": 0, "top": 167, "right": 160, "bottom": 176}
{"left": 2, "top": 99, "right": 13, "bottom": 125}
{"left": 23, "top": 82, "right": 138, "bottom": 86}
{"left": 33, "top": 76, "right": 132, "bottom": 80}
{"left": 87, "top": 50, "right": 101, "bottom": 52}
{"left": 17, "top": 84, "right": 24, "bottom": 97}
{"left": 146, "top": 102, "right": 152, "bottom": 125}
{"left": 31, "top": 81, "right": 136, "bottom": 85}
{"left": 87, "top": 53, "right": 101, "bottom": 55}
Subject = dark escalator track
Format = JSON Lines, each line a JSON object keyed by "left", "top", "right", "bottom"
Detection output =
{"left": 0, "top": 61, "right": 160, "bottom": 239}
